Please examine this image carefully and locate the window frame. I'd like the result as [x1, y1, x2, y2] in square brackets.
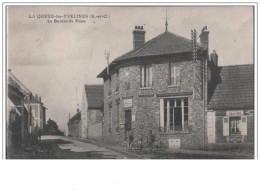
[169, 63, 180, 86]
[163, 98, 188, 132]
[140, 64, 152, 88]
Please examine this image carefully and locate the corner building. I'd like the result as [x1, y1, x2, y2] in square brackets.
[98, 26, 215, 149]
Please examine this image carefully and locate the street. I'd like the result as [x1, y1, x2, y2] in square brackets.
[8, 135, 253, 159]
[9, 135, 129, 159]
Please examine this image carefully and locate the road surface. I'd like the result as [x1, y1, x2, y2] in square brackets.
[10, 135, 128, 159]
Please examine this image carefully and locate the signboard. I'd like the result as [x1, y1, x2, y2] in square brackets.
[123, 99, 132, 108]
[226, 111, 243, 117]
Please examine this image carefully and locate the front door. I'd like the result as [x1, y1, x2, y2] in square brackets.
[125, 110, 132, 132]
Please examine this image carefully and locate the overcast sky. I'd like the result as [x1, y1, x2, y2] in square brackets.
[7, 6, 253, 131]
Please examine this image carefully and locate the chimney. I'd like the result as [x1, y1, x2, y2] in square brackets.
[77, 108, 79, 113]
[199, 26, 209, 52]
[39, 96, 41, 102]
[35, 94, 38, 101]
[132, 25, 146, 50]
[210, 50, 218, 66]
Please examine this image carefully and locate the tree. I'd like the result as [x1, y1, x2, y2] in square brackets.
[44, 118, 64, 136]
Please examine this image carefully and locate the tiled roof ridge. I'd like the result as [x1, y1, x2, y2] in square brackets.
[130, 32, 167, 57]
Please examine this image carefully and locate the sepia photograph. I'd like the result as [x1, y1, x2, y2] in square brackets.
[4, 5, 255, 159]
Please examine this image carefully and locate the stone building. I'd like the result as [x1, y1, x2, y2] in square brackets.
[81, 85, 103, 140]
[67, 110, 81, 138]
[97, 24, 254, 150]
[206, 64, 254, 144]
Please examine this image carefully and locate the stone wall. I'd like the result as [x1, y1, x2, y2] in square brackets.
[102, 58, 205, 149]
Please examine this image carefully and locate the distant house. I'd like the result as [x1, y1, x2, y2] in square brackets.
[67, 110, 81, 138]
[30, 94, 47, 132]
[7, 69, 47, 149]
[81, 85, 104, 140]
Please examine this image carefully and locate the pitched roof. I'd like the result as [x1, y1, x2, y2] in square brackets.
[85, 85, 104, 109]
[115, 31, 197, 61]
[208, 64, 254, 110]
[69, 111, 81, 122]
[98, 31, 202, 78]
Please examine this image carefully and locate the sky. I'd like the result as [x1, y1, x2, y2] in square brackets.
[7, 6, 254, 131]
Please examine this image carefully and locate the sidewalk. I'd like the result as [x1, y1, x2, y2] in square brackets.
[67, 136, 254, 159]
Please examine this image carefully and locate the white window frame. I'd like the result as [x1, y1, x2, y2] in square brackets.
[169, 63, 180, 86]
[162, 98, 188, 131]
[140, 64, 152, 88]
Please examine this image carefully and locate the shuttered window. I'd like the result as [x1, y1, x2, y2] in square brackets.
[169, 63, 180, 85]
[140, 64, 152, 87]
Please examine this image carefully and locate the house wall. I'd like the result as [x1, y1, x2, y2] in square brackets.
[81, 90, 88, 138]
[208, 109, 254, 144]
[102, 59, 205, 149]
[87, 109, 103, 140]
[68, 120, 81, 138]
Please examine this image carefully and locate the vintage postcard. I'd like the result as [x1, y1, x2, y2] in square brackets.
[4, 5, 255, 159]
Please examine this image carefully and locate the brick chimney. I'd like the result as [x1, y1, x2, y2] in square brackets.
[199, 26, 209, 52]
[39, 96, 41, 102]
[210, 50, 218, 66]
[132, 25, 146, 50]
[35, 94, 38, 101]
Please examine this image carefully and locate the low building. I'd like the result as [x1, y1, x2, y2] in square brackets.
[81, 85, 104, 140]
[207, 64, 254, 144]
[67, 110, 81, 138]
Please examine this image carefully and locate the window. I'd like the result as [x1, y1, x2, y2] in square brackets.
[162, 98, 188, 131]
[169, 63, 180, 85]
[108, 104, 112, 133]
[140, 64, 152, 88]
[229, 117, 241, 133]
[115, 102, 120, 133]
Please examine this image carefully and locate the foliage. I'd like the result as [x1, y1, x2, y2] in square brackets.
[43, 118, 64, 136]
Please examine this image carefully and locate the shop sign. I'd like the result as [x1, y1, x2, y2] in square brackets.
[123, 99, 132, 108]
[226, 111, 243, 117]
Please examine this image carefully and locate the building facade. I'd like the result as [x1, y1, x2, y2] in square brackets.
[97, 25, 254, 150]
[67, 110, 81, 138]
[206, 64, 254, 145]
[7, 69, 47, 150]
[98, 26, 210, 149]
[81, 85, 103, 140]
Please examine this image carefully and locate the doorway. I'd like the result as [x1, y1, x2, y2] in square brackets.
[124, 109, 132, 132]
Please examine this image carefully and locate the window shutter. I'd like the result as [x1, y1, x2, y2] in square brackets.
[149, 65, 153, 86]
[160, 99, 164, 127]
[176, 66, 180, 85]
[223, 117, 229, 136]
[240, 116, 247, 136]
[168, 63, 171, 85]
